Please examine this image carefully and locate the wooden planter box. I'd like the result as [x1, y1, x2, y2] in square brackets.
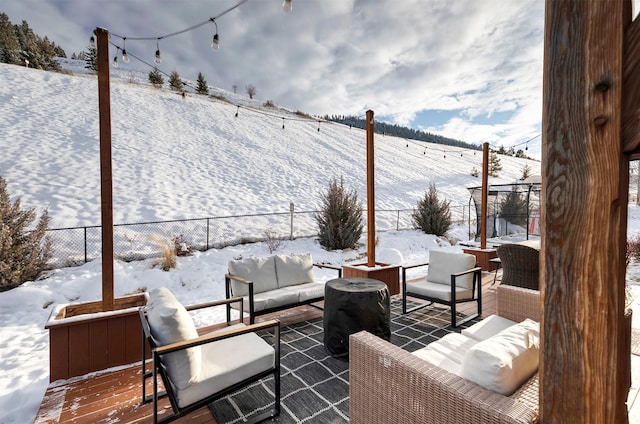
[343, 262, 401, 295]
[463, 247, 499, 272]
[45, 293, 148, 382]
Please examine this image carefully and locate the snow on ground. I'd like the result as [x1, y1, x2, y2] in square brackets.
[0, 60, 633, 423]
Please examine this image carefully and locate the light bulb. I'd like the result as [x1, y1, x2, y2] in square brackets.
[122, 49, 129, 63]
[211, 33, 220, 50]
[89, 35, 96, 48]
[282, 0, 292, 13]
[154, 49, 161, 64]
[112, 55, 118, 68]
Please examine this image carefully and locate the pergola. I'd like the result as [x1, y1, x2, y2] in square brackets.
[89, 0, 637, 421]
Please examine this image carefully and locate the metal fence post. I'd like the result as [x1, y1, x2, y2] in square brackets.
[84, 226, 88, 263]
[206, 218, 210, 250]
[290, 202, 294, 240]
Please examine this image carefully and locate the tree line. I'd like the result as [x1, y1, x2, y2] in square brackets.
[0, 13, 65, 71]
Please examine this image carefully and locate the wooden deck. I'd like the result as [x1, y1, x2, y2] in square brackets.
[41, 272, 640, 423]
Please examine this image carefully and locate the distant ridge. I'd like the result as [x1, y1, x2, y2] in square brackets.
[324, 115, 480, 151]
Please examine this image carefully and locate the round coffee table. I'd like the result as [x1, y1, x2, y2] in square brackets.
[323, 277, 391, 357]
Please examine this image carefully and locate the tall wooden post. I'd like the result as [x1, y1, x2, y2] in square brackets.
[481, 142, 489, 249]
[95, 28, 115, 311]
[366, 110, 375, 267]
[542, 1, 626, 422]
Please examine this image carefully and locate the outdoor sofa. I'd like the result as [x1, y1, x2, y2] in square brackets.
[225, 252, 341, 323]
[350, 284, 541, 424]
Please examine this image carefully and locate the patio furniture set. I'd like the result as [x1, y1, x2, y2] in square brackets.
[139, 248, 541, 423]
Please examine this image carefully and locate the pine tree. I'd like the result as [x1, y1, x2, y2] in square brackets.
[489, 150, 502, 177]
[520, 164, 533, 180]
[169, 70, 184, 92]
[84, 46, 97, 71]
[499, 187, 528, 227]
[148, 68, 164, 88]
[0, 176, 52, 291]
[411, 183, 451, 236]
[196, 72, 208, 95]
[0, 13, 20, 65]
[315, 176, 363, 250]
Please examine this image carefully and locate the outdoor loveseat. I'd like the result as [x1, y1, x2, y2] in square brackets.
[225, 253, 341, 323]
[350, 284, 541, 424]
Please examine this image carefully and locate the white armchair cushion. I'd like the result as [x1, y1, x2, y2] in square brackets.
[146, 287, 201, 390]
[176, 331, 275, 408]
[427, 250, 476, 290]
[228, 256, 279, 296]
[461, 318, 540, 395]
[275, 253, 315, 288]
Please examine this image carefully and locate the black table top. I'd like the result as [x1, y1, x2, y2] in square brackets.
[326, 277, 386, 293]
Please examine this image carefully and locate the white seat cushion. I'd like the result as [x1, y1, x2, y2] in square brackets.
[462, 314, 517, 341]
[275, 253, 316, 288]
[228, 256, 279, 296]
[281, 282, 325, 302]
[145, 287, 200, 390]
[406, 280, 472, 302]
[427, 250, 476, 290]
[175, 331, 275, 408]
[412, 333, 478, 376]
[461, 318, 540, 395]
[230, 288, 299, 313]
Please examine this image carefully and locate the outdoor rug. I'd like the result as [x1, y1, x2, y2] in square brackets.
[209, 297, 479, 423]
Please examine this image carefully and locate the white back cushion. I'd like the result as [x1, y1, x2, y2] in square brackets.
[275, 253, 315, 288]
[228, 256, 278, 296]
[146, 287, 200, 390]
[427, 250, 476, 289]
[461, 318, 540, 395]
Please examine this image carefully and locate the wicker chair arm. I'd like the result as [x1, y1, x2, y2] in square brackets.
[496, 285, 541, 322]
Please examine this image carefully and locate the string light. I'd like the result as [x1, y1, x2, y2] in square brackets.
[154, 39, 162, 64]
[235, 106, 240, 118]
[89, 35, 95, 48]
[282, 117, 285, 129]
[211, 19, 220, 50]
[121, 38, 129, 63]
[112, 53, 118, 68]
[282, 0, 293, 13]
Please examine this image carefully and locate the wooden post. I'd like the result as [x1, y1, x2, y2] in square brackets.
[95, 28, 115, 311]
[542, 1, 626, 422]
[481, 142, 489, 249]
[366, 110, 375, 267]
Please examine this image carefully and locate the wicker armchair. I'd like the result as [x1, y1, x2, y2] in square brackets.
[349, 285, 541, 424]
[496, 241, 540, 290]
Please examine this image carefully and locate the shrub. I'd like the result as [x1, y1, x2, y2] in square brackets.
[0, 176, 52, 291]
[263, 229, 284, 253]
[148, 68, 164, 88]
[172, 234, 194, 257]
[150, 235, 176, 271]
[627, 234, 640, 267]
[412, 183, 451, 236]
[315, 176, 363, 250]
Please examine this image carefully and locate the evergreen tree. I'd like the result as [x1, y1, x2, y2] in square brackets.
[411, 183, 451, 236]
[196, 72, 208, 95]
[489, 150, 502, 177]
[499, 187, 528, 227]
[0, 13, 20, 65]
[148, 68, 164, 88]
[315, 176, 363, 250]
[84, 46, 97, 71]
[0, 176, 52, 291]
[520, 164, 533, 181]
[169, 70, 184, 92]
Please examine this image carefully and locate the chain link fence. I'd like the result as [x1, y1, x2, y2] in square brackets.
[45, 205, 473, 269]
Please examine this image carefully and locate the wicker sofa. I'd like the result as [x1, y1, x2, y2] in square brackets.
[349, 284, 541, 424]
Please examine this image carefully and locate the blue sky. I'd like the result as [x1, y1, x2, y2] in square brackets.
[3, 0, 548, 157]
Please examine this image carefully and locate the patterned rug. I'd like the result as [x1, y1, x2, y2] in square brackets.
[209, 298, 478, 423]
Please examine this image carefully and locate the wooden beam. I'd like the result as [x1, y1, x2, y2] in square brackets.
[481, 142, 489, 249]
[95, 28, 115, 311]
[366, 110, 375, 267]
[542, 1, 626, 422]
[622, 1, 640, 153]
